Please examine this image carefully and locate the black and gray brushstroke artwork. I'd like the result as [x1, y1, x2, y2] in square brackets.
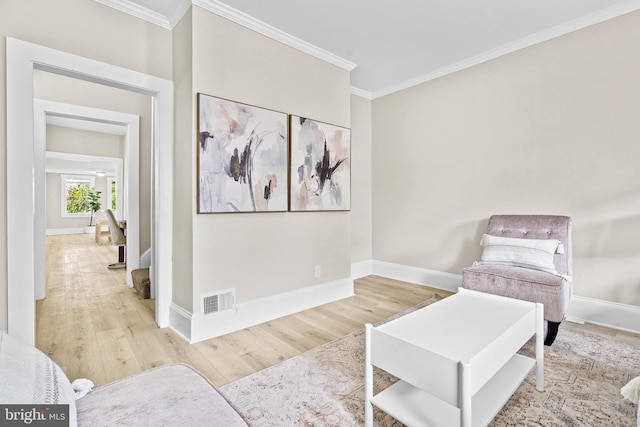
[291, 116, 351, 211]
[197, 94, 288, 213]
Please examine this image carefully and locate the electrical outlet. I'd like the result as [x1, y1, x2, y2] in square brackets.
[314, 264, 321, 278]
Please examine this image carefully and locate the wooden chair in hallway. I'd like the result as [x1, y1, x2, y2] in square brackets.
[94, 218, 110, 245]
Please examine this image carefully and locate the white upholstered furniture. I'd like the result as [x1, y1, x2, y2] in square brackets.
[76, 364, 249, 426]
[463, 215, 572, 346]
[0, 332, 249, 427]
[0, 332, 78, 426]
[365, 288, 544, 427]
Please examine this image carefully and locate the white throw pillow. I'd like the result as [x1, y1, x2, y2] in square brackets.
[478, 234, 561, 275]
[0, 332, 77, 427]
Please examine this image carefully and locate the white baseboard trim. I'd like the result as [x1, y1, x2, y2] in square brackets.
[351, 259, 373, 279]
[169, 303, 193, 342]
[140, 248, 151, 268]
[46, 227, 91, 235]
[566, 295, 640, 334]
[170, 278, 355, 344]
[361, 259, 640, 334]
[168, 260, 640, 342]
[371, 260, 462, 293]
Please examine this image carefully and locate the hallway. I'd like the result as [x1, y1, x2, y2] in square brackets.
[36, 233, 154, 385]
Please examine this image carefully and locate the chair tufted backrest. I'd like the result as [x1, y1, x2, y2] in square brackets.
[487, 215, 572, 277]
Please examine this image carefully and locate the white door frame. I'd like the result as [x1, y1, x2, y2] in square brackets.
[34, 99, 139, 296]
[7, 38, 174, 345]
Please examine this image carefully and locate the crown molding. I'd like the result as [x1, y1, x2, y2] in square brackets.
[192, 0, 357, 72]
[167, 0, 193, 28]
[373, 0, 640, 99]
[94, 0, 172, 29]
[350, 86, 373, 100]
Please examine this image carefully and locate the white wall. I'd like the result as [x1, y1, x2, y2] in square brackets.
[372, 10, 640, 305]
[1, 0, 354, 338]
[45, 126, 123, 231]
[350, 95, 373, 264]
[7, 0, 637, 338]
[46, 125, 123, 158]
[35, 72, 153, 253]
[171, 8, 195, 311]
[187, 6, 352, 311]
[0, 0, 172, 330]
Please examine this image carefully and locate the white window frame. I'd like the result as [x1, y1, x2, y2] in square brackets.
[60, 174, 95, 218]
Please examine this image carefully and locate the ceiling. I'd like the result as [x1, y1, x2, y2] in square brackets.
[46, 151, 119, 177]
[105, 0, 640, 97]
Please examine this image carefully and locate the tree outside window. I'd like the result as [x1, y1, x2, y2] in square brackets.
[65, 179, 91, 214]
[111, 180, 117, 210]
[107, 177, 117, 212]
[61, 175, 96, 218]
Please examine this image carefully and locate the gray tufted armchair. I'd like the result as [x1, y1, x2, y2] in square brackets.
[463, 215, 572, 346]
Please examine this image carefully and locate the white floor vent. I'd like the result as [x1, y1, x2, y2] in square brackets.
[201, 289, 236, 317]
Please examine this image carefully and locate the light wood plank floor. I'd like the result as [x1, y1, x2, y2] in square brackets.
[38, 234, 640, 389]
[37, 233, 451, 387]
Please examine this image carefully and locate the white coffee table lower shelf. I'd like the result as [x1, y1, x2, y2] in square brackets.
[365, 288, 544, 427]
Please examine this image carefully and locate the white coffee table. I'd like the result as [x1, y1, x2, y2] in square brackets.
[365, 288, 544, 427]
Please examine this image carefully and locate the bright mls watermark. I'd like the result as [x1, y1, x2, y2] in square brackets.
[0, 405, 69, 426]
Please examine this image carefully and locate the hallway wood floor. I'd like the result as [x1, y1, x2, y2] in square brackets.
[38, 234, 640, 389]
[37, 233, 450, 387]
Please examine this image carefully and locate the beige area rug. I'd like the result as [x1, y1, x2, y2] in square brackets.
[221, 296, 639, 426]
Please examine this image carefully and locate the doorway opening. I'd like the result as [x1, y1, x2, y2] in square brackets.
[35, 98, 138, 296]
[7, 38, 174, 345]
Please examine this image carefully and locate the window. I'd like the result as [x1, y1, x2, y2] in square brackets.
[107, 177, 117, 211]
[61, 175, 95, 217]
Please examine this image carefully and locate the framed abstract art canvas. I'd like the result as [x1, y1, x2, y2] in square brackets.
[197, 93, 288, 213]
[289, 116, 351, 211]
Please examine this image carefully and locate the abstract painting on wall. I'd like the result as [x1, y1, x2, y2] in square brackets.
[197, 93, 288, 213]
[290, 116, 351, 211]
